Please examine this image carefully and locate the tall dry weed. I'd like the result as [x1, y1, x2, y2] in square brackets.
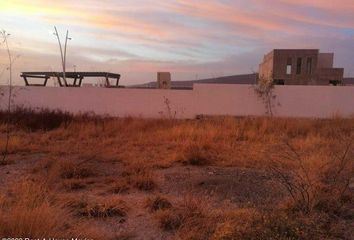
[268, 132, 353, 215]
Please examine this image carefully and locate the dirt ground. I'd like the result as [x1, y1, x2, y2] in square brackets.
[0, 152, 287, 240]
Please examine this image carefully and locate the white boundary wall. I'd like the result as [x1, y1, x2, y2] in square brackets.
[0, 84, 353, 118]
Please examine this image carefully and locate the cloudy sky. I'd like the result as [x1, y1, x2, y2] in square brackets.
[0, 0, 354, 85]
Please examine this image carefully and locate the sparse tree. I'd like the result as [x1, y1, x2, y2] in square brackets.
[253, 76, 277, 116]
[1, 29, 13, 164]
[269, 134, 353, 214]
[163, 96, 176, 119]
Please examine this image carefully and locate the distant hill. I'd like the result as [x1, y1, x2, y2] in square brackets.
[130, 73, 257, 89]
[130, 74, 354, 89]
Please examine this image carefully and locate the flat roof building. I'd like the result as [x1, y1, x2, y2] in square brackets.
[259, 49, 344, 85]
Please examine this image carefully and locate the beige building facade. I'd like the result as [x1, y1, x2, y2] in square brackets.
[259, 49, 344, 85]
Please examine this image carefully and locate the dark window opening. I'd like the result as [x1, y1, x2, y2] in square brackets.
[306, 58, 312, 74]
[296, 58, 302, 74]
[273, 79, 285, 85]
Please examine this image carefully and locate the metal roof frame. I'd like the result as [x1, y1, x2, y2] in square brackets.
[20, 72, 121, 88]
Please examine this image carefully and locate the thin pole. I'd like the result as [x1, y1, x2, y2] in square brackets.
[54, 26, 67, 86]
[63, 30, 69, 84]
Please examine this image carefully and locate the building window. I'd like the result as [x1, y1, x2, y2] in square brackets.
[296, 58, 302, 75]
[306, 58, 312, 74]
[286, 65, 292, 75]
[286, 58, 292, 75]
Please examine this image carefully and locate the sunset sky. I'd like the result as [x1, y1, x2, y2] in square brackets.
[1, 0, 354, 85]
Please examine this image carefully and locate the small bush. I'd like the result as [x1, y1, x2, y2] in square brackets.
[86, 203, 127, 218]
[108, 178, 130, 194]
[132, 172, 157, 191]
[58, 160, 96, 179]
[107, 171, 156, 193]
[145, 196, 172, 212]
[69, 196, 128, 219]
[212, 209, 302, 240]
[155, 197, 215, 239]
[65, 195, 88, 212]
[0, 107, 74, 131]
[181, 144, 212, 166]
[156, 209, 183, 231]
[63, 179, 86, 191]
[269, 136, 353, 215]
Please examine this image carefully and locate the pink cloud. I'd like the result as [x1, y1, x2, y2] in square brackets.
[278, 0, 354, 12]
[1, 0, 354, 86]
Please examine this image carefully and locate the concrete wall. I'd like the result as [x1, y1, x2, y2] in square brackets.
[0, 84, 353, 118]
[0, 86, 196, 118]
[318, 53, 334, 68]
[317, 68, 344, 84]
[259, 51, 274, 80]
[272, 49, 319, 85]
[258, 49, 344, 86]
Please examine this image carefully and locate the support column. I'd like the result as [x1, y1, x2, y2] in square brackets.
[23, 76, 29, 86]
[44, 77, 49, 86]
[57, 75, 63, 87]
[105, 76, 110, 87]
[78, 76, 83, 87]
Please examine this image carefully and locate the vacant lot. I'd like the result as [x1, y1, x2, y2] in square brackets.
[0, 109, 353, 239]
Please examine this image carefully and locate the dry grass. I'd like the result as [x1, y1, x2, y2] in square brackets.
[0, 109, 353, 239]
[107, 169, 157, 193]
[1, 110, 352, 170]
[63, 179, 87, 191]
[0, 178, 72, 238]
[132, 171, 157, 191]
[179, 144, 214, 166]
[57, 160, 96, 179]
[211, 208, 303, 240]
[32, 158, 97, 184]
[145, 195, 172, 212]
[155, 196, 216, 239]
[64, 195, 128, 220]
[108, 178, 131, 194]
[0, 106, 74, 131]
[80, 197, 128, 219]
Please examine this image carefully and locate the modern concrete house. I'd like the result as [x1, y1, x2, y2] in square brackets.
[259, 49, 344, 85]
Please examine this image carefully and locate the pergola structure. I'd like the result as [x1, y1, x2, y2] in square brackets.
[20, 72, 121, 88]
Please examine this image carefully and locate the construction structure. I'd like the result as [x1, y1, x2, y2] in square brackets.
[20, 72, 121, 88]
[259, 49, 344, 85]
[157, 72, 172, 89]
